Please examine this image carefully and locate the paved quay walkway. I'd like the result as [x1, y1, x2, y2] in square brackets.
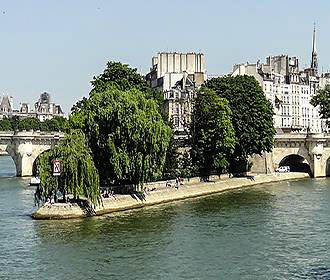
[32, 172, 310, 220]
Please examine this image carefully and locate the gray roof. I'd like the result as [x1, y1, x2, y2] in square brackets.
[0, 96, 12, 112]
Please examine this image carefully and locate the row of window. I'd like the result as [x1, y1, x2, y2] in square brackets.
[280, 117, 320, 129]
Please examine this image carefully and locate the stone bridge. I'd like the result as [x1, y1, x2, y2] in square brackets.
[251, 133, 330, 177]
[0, 131, 65, 176]
[1, 131, 329, 178]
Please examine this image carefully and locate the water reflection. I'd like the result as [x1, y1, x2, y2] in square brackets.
[190, 187, 275, 215]
[34, 204, 178, 244]
[0, 155, 16, 177]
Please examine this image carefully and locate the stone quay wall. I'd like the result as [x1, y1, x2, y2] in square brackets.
[32, 172, 309, 220]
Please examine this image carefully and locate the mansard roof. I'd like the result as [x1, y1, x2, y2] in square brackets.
[0, 96, 12, 111]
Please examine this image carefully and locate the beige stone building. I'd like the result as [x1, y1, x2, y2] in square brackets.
[0, 92, 64, 121]
[146, 52, 207, 142]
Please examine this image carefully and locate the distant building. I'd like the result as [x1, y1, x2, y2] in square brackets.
[33, 92, 64, 121]
[146, 52, 207, 142]
[232, 25, 329, 133]
[0, 92, 64, 121]
[0, 96, 13, 114]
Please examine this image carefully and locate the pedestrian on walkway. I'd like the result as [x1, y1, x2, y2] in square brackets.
[175, 177, 179, 189]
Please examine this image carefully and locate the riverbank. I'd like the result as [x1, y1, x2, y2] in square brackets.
[32, 172, 309, 220]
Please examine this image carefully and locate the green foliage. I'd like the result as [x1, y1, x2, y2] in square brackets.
[0, 118, 12, 130]
[41, 117, 67, 132]
[91, 61, 149, 93]
[311, 85, 330, 127]
[190, 88, 236, 181]
[205, 75, 275, 173]
[70, 86, 172, 187]
[0, 116, 67, 132]
[87, 61, 165, 118]
[18, 117, 41, 131]
[177, 151, 197, 180]
[162, 127, 180, 180]
[35, 130, 100, 207]
[9, 116, 19, 130]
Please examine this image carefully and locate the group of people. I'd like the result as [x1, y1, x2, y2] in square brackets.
[165, 177, 184, 189]
[101, 189, 116, 199]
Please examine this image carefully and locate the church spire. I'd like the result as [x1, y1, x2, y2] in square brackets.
[311, 23, 318, 76]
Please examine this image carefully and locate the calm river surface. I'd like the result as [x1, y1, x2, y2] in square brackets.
[1, 156, 330, 279]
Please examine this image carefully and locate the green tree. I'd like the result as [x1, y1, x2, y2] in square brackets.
[88, 61, 165, 117]
[162, 125, 180, 180]
[35, 130, 100, 207]
[69, 86, 172, 188]
[41, 117, 67, 132]
[91, 61, 150, 93]
[311, 85, 330, 128]
[18, 117, 41, 131]
[9, 116, 20, 130]
[205, 75, 275, 174]
[0, 118, 12, 131]
[190, 88, 236, 181]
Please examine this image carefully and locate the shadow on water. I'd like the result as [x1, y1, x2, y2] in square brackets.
[0, 155, 16, 177]
[301, 266, 330, 279]
[33, 185, 276, 246]
[189, 187, 275, 216]
[33, 203, 178, 244]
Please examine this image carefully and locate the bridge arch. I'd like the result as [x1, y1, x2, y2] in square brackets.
[5, 141, 52, 177]
[279, 154, 312, 176]
[0, 131, 64, 177]
[272, 142, 314, 176]
[32, 150, 51, 176]
[326, 158, 330, 177]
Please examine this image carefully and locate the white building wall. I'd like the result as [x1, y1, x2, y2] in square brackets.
[232, 62, 324, 133]
[156, 52, 205, 78]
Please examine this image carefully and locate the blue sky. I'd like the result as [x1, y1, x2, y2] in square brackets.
[0, 0, 329, 113]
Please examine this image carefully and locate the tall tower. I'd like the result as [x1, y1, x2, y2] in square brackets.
[311, 23, 318, 76]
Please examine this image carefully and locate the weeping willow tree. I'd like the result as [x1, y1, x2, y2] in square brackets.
[69, 86, 172, 188]
[35, 130, 101, 207]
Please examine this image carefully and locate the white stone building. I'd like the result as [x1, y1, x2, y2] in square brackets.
[232, 27, 329, 133]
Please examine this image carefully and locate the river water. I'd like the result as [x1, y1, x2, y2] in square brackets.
[1, 156, 330, 279]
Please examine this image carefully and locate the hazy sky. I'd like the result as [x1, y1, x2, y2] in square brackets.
[0, 0, 329, 113]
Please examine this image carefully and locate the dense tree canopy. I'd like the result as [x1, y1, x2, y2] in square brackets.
[0, 119, 11, 130]
[161, 121, 180, 180]
[18, 117, 42, 131]
[36, 130, 101, 207]
[190, 88, 236, 180]
[69, 86, 172, 187]
[87, 61, 164, 115]
[0, 116, 67, 132]
[205, 75, 275, 173]
[311, 85, 330, 128]
[91, 61, 150, 93]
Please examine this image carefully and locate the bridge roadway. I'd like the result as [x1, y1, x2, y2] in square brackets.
[0, 131, 64, 176]
[0, 131, 330, 178]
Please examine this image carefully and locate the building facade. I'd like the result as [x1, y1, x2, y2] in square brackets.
[232, 26, 329, 133]
[0, 96, 13, 114]
[0, 92, 64, 121]
[146, 52, 207, 141]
